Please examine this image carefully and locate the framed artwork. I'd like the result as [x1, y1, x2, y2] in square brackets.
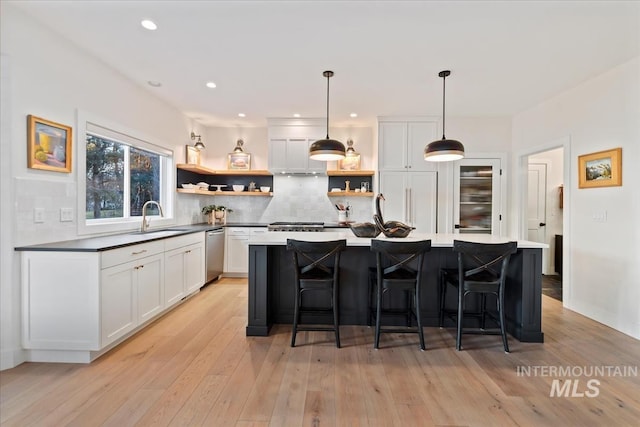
[227, 152, 251, 170]
[27, 115, 72, 173]
[578, 148, 622, 189]
[186, 145, 201, 165]
[339, 154, 361, 171]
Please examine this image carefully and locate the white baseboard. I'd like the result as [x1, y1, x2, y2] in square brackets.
[0, 347, 26, 371]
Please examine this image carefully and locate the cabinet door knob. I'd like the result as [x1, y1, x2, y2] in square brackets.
[539, 222, 546, 227]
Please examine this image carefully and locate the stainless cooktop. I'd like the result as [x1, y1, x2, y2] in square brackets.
[267, 222, 324, 232]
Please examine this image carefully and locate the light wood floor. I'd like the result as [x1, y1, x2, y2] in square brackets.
[1, 278, 639, 426]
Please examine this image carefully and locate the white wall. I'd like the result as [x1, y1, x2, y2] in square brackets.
[512, 57, 640, 340]
[0, 4, 197, 369]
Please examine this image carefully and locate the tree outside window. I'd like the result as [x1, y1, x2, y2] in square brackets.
[86, 134, 163, 221]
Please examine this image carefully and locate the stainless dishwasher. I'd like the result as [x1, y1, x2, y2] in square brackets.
[205, 227, 225, 283]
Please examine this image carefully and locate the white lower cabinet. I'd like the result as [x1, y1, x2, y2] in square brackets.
[100, 252, 164, 347]
[224, 227, 267, 275]
[165, 236, 205, 307]
[21, 231, 205, 363]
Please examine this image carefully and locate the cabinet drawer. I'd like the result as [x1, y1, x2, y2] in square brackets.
[227, 228, 250, 237]
[164, 232, 204, 251]
[101, 240, 165, 269]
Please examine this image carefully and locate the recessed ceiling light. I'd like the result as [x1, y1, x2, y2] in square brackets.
[350, 113, 358, 118]
[206, 82, 217, 89]
[293, 113, 301, 118]
[141, 20, 157, 31]
[238, 113, 246, 117]
[147, 81, 162, 87]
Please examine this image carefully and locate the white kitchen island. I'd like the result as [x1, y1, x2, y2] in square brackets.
[247, 232, 547, 343]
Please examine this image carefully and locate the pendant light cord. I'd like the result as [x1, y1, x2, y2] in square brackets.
[325, 73, 330, 139]
[441, 73, 446, 139]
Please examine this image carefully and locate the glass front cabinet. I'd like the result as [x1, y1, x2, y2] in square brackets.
[453, 158, 502, 235]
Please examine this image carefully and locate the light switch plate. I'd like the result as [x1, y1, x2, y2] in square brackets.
[60, 208, 74, 222]
[592, 211, 607, 222]
[34, 208, 45, 223]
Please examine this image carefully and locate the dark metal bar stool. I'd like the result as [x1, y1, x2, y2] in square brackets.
[370, 239, 432, 350]
[439, 240, 517, 352]
[286, 239, 346, 348]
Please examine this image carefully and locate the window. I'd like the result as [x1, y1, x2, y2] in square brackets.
[85, 135, 164, 220]
[78, 112, 174, 235]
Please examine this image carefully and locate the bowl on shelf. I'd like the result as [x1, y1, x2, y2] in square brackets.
[181, 183, 195, 189]
[196, 182, 209, 190]
[232, 185, 245, 192]
[260, 186, 270, 192]
[348, 222, 382, 238]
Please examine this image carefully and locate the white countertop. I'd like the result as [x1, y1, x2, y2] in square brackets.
[248, 231, 548, 249]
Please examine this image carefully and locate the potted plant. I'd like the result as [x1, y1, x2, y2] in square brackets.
[202, 205, 233, 224]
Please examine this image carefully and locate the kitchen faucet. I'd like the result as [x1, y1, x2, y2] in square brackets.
[141, 200, 164, 232]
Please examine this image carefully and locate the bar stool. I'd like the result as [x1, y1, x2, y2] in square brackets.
[286, 239, 346, 348]
[439, 240, 517, 352]
[370, 239, 432, 350]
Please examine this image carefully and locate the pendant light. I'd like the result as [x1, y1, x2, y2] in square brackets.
[424, 70, 464, 162]
[309, 70, 346, 161]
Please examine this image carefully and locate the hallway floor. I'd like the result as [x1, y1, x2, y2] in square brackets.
[542, 274, 562, 301]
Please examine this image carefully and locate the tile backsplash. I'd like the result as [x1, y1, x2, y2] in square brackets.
[208, 175, 375, 224]
[14, 175, 377, 246]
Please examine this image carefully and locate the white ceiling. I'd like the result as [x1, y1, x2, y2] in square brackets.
[10, 0, 640, 128]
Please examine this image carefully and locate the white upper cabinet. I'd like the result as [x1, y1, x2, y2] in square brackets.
[378, 120, 438, 172]
[269, 138, 325, 174]
[267, 118, 326, 174]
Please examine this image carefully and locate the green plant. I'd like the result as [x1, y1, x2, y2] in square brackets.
[201, 205, 233, 215]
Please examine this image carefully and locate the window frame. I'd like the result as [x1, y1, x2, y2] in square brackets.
[77, 110, 175, 236]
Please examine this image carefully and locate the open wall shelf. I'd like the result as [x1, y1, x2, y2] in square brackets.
[177, 164, 274, 195]
[176, 164, 272, 176]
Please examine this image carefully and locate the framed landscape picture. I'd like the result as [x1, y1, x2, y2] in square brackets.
[227, 152, 251, 170]
[27, 115, 72, 173]
[186, 145, 201, 165]
[578, 148, 622, 189]
[339, 154, 361, 171]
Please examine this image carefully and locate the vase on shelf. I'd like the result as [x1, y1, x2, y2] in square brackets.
[214, 211, 226, 225]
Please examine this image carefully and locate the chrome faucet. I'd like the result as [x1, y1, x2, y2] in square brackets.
[141, 200, 164, 232]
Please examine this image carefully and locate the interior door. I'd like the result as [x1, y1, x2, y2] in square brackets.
[527, 163, 547, 243]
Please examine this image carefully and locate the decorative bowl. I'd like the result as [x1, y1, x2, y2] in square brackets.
[260, 186, 270, 192]
[196, 182, 209, 189]
[232, 185, 245, 192]
[181, 183, 195, 189]
[380, 226, 414, 238]
[348, 222, 382, 238]
[374, 214, 415, 238]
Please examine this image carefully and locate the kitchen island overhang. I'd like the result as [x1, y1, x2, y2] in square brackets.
[247, 232, 547, 343]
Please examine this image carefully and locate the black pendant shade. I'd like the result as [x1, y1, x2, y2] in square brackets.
[424, 70, 464, 162]
[310, 71, 346, 161]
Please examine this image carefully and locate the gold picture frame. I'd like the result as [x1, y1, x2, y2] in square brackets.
[227, 152, 251, 170]
[338, 154, 361, 171]
[186, 145, 201, 165]
[578, 148, 622, 189]
[27, 115, 72, 173]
